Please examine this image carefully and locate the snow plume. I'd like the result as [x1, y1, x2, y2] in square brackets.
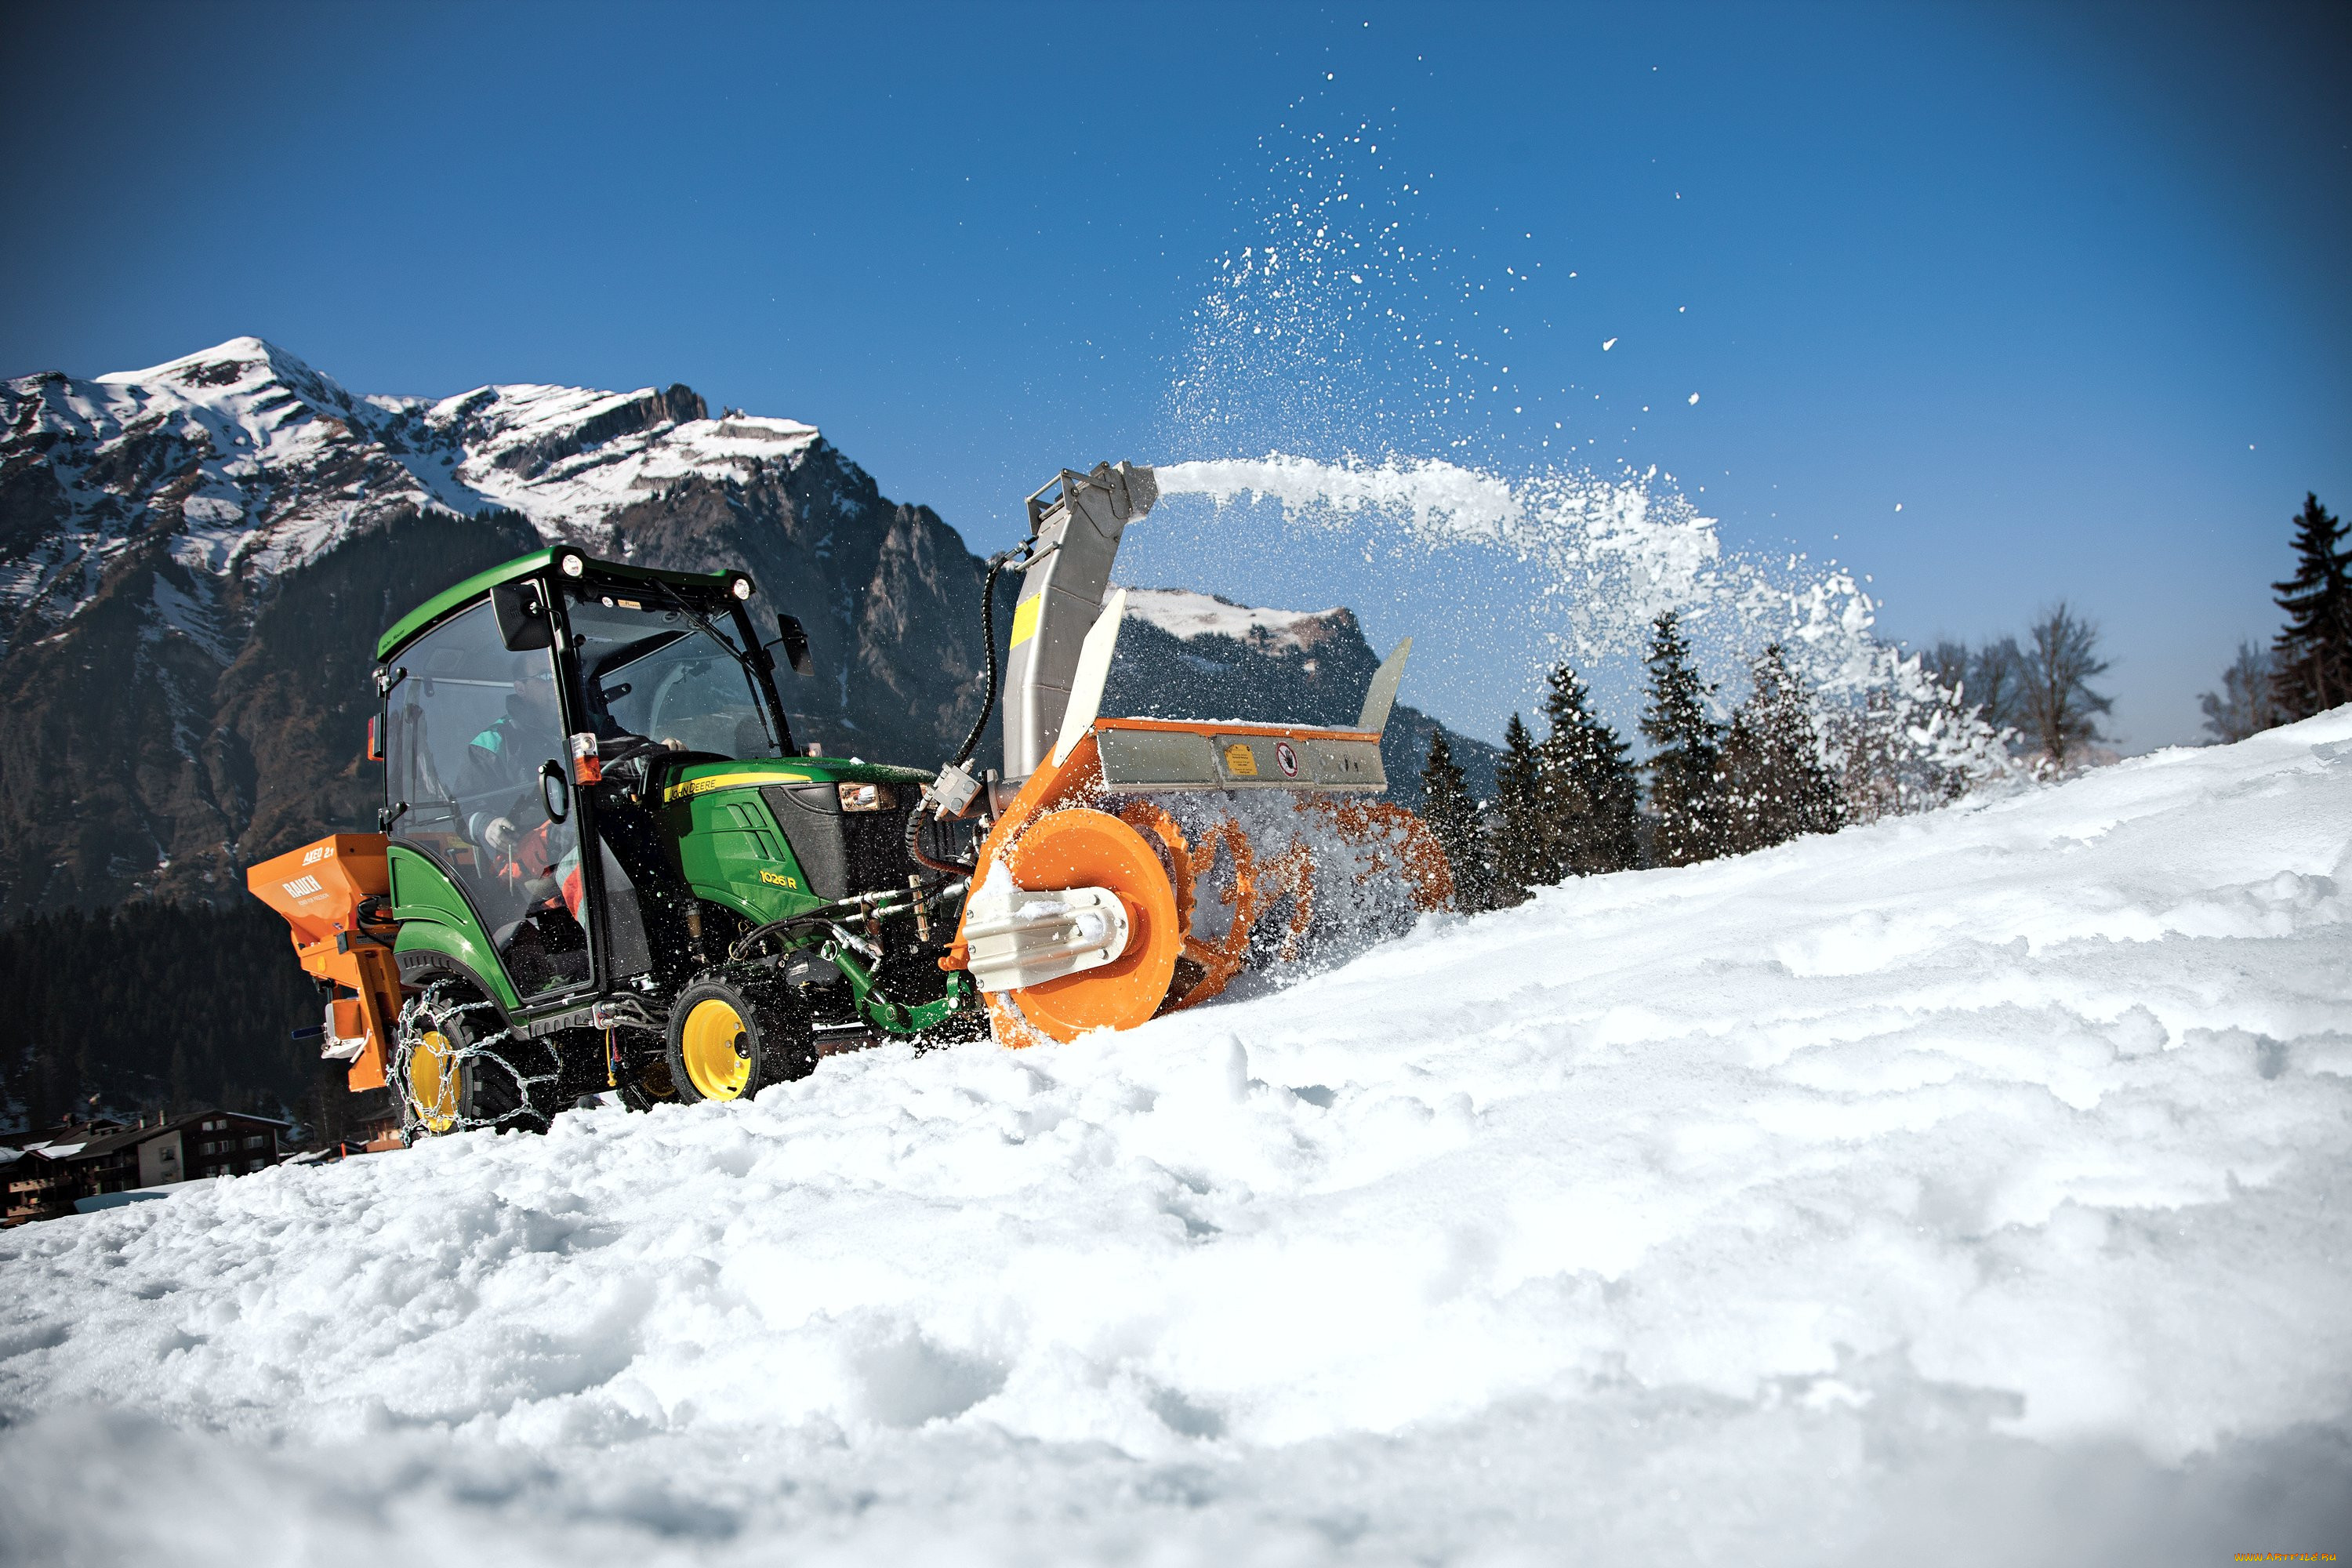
[1154, 453, 2019, 807]
[1163, 115, 1538, 459]
[1152, 121, 2010, 807]
[2, 713, 2348, 1562]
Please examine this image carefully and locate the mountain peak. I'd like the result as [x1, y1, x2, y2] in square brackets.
[94, 336, 356, 417]
[100, 335, 310, 383]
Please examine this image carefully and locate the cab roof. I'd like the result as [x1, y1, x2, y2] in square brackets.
[376, 550, 744, 662]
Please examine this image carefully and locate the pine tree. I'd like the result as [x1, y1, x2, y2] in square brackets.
[1534, 662, 1642, 875]
[1417, 728, 1494, 910]
[1722, 644, 1841, 855]
[1490, 712, 1545, 902]
[1640, 612, 1727, 866]
[2270, 492, 2352, 720]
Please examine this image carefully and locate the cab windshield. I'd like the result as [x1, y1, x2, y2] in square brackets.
[567, 590, 784, 759]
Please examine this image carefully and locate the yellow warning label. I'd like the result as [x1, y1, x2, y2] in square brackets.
[1223, 742, 1258, 778]
[659, 771, 810, 804]
[1009, 594, 1042, 648]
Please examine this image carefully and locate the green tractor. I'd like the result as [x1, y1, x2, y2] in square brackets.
[252, 539, 985, 1139]
[249, 462, 1446, 1142]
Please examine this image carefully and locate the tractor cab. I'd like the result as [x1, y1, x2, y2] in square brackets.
[375, 547, 797, 1009]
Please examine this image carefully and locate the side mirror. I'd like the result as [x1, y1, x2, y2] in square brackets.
[494, 581, 553, 652]
[539, 760, 571, 823]
[775, 613, 813, 676]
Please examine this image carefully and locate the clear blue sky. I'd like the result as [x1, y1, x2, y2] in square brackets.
[5, 2, 2345, 750]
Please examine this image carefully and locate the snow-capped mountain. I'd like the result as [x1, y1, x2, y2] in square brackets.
[0, 339, 1481, 916]
[2, 336, 815, 656]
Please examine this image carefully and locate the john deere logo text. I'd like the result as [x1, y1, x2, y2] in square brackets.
[760, 869, 800, 890]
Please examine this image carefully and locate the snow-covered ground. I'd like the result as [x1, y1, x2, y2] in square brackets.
[5, 715, 2350, 1566]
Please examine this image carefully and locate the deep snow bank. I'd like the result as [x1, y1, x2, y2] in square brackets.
[4, 714, 2350, 1566]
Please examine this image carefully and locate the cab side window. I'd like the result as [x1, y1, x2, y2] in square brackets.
[383, 600, 588, 996]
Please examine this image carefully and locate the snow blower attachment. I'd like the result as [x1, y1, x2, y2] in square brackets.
[922, 462, 1453, 1047]
[248, 463, 1449, 1142]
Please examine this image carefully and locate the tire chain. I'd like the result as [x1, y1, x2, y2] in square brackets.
[390, 978, 558, 1142]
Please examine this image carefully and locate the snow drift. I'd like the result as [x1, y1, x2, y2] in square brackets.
[3, 713, 2350, 1565]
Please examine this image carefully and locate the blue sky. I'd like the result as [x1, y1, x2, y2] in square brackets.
[5, 2, 2346, 749]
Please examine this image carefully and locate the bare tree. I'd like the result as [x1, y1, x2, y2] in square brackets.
[2199, 641, 2283, 743]
[1918, 639, 1970, 692]
[1969, 635, 2027, 735]
[1918, 635, 2025, 738]
[2021, 602, 2114, 768]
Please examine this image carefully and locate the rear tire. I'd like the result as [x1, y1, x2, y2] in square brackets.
[617, 1051, 681, 1112]
[664, 968, 815, 1105]
[393, 975, 563, 1138]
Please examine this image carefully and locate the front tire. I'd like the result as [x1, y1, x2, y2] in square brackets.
[665, 968, 814, 1105]
[393, 975, 562, 1138]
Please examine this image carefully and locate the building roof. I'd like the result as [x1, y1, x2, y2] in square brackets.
[3, 1111, 286, 1165]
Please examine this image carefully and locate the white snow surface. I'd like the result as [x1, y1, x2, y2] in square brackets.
[4, 714, 2350, 1564]
[1120, 586, 1341, 649]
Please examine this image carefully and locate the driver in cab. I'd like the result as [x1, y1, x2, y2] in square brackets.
[459, 655, 566, 913]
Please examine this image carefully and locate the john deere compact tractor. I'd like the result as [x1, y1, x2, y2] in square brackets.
[252, 463, 1450, 1140]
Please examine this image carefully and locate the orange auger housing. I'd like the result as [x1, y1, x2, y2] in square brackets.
[245, 833, 403, 1091]
[942, 717, 1452, 1047]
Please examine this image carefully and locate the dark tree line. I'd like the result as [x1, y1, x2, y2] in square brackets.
[2203, 492, 2352, 739]
[0, 902, 328, 1135]
[1422, 611, 1841, 908]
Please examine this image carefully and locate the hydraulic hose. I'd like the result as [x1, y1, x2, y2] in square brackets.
[953, 546, 1021, 770]
[908, 546, 1023, 876]
[905, 811, 963, 877]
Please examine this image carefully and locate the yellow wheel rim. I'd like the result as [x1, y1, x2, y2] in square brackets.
[409, 1028, 457, 1133]
[680, 998, 753, 1100]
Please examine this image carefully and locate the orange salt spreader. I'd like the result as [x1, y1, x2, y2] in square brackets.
[245, 833, 404, 1092]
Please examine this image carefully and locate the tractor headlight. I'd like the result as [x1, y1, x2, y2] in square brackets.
[557, 550, 586, 579]
[730, 575, 754, 601]
[837, 782, 895, 813]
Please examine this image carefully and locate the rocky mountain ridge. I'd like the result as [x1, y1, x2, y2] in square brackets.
[0, 339, 1490, 916]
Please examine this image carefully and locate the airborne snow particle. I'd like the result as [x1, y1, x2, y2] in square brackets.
[1894, 503, 1904, 512]
[1687, 394, 1700, 405]
[1602, 337, 1617, 350]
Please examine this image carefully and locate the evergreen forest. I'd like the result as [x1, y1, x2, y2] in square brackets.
[1, 902, 327, 1137]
